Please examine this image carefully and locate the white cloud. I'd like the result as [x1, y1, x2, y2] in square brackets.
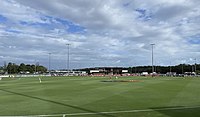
[0, 0, 200, 69]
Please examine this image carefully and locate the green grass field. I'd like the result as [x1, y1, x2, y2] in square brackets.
[1, 76, 200, 117]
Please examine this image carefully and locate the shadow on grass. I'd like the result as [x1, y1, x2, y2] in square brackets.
[151, 106, 200, 117]
[0, 89, 115, 117]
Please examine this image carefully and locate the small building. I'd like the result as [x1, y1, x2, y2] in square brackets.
[141, 72, 148, 76]
[88, 67, 127, 75]
[184, 72, 196, 76]
[122, 70, 128, 73]
[51, 70, 87, 76]
[166, 72, 176, 76]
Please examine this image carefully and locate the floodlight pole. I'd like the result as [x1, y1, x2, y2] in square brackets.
[150, 44, 155, 76]
[48, 53, 51, 75]
[194, 58, 197, 73]
[66, 44, 70, 75]
[35, 60, 37, 73]
[4, 61, 7, 74]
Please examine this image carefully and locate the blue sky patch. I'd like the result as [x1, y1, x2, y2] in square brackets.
[135, 8, 152, 21]
[19, 15, 86, 34]
[5, 28, 21, 34]
[20, 21, 50, 27]
[187, 35, 200, 44]
[188, 39, 200, 44]
[20, 21, 54, 31]
[0, 14, 7, 23]
[55, 18, 86, 33]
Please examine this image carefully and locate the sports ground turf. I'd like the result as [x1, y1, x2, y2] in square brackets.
[1, 76, 200, 117]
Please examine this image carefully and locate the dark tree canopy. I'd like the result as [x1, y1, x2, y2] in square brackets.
[3, 62, 47, 74]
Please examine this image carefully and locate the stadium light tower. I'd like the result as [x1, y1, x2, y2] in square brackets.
[66, 44, 70, 75]
[35, 60, 37, 73]
[150, 44, 155, 75]
[48, 53, 51, 75]
[195, 58, 197, 73]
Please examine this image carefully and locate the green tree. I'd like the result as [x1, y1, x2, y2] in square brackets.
[196, 70, 200, 74]
[6, 62, 18, 74]
[7, 62, 13, 74]
[37, 65, 47, 73]
[26, 64, 34, 73]
[18, 63, 27, 73]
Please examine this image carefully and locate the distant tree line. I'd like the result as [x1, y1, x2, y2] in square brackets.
[0, 62, 47, 74]
[1, 63, 199, 75]
[76, 64, 200, 74]
[128, 64, 200, 74]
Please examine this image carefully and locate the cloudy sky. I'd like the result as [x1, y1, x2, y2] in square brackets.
[0, 0, 200, 69]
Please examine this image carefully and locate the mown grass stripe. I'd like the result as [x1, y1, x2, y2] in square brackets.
[1, 105, 200, 117]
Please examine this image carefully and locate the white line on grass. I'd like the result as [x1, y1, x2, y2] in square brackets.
[2, 105, 200, 117]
